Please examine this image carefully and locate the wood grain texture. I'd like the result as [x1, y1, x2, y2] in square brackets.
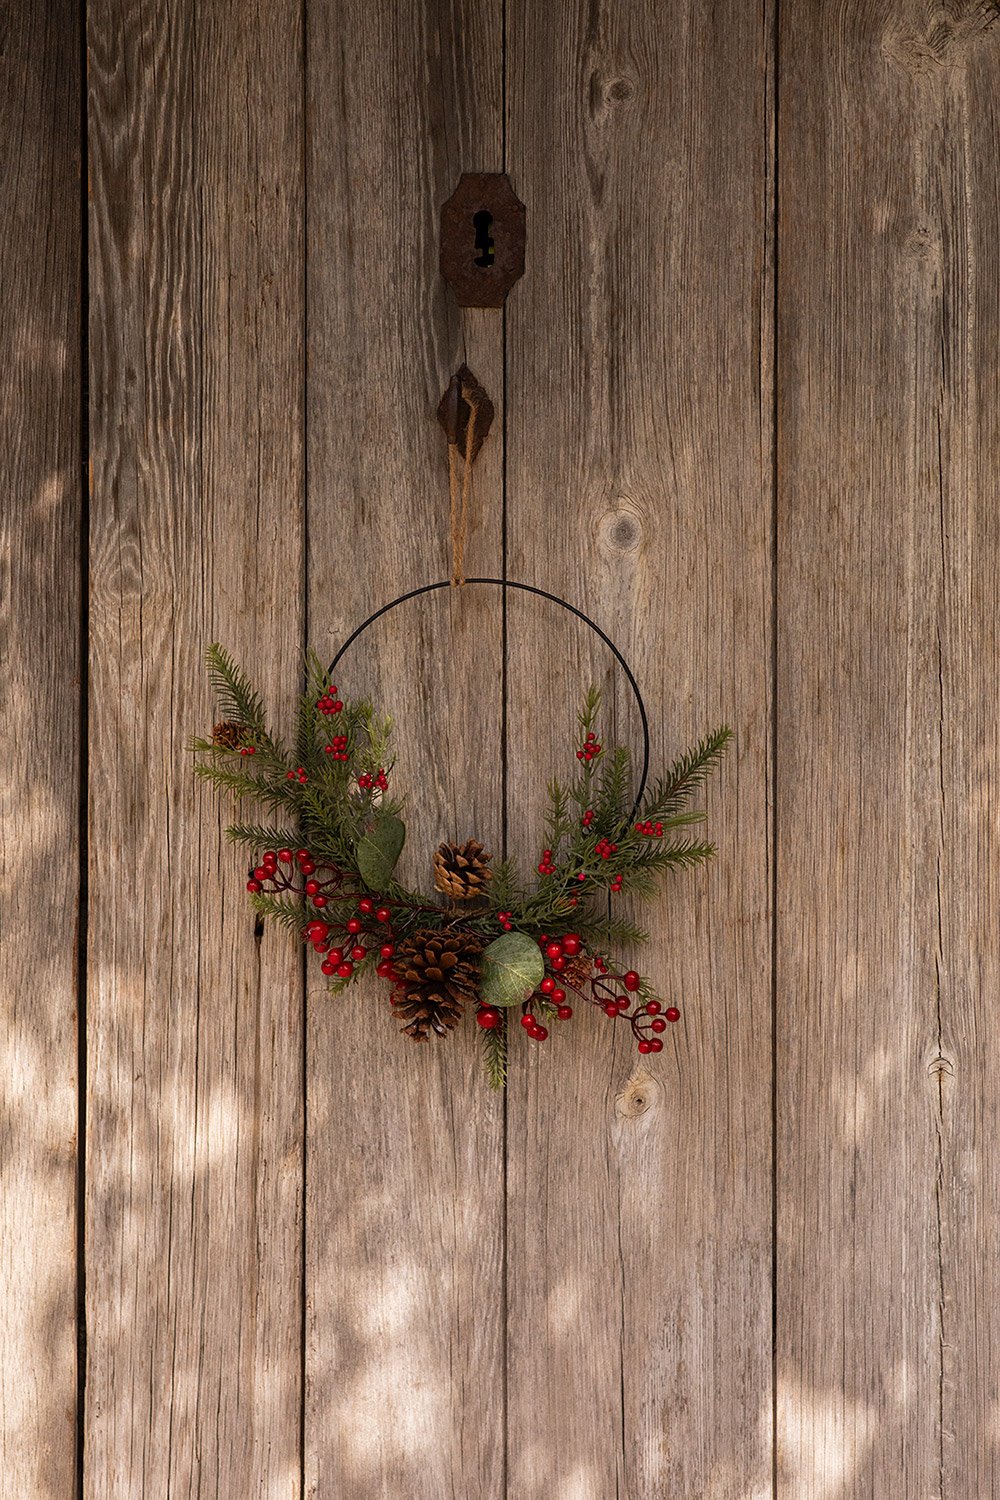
[86, 2, 304, 1493]
[504, 2, 773, 1496]
[0, 3, 81, 1494]
[304, 2, 506, 1495]
[777, 1, 1000, 1494]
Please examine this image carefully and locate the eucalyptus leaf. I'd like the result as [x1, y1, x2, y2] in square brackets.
[356, 812, 406, 889]
[479, 932, 545, 1008]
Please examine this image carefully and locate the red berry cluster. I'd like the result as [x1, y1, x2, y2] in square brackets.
[306, 894, 396, 980]
[247, 844, 316, 895]
[594, 835, 618, 860]
[239, 745, 256, 757]
[576, 731, 602, 762]
[581, 808, 595, 829]
[609, 873, 623, 893]
[496, 909, 514, 931]
[318, 688, 343, 715]
[324, 735, 349, 760]
[635, 819, 664, 837]
[286, 766, 309, 784]
[358, 768, 389, 792]
[537, 848, 556, 876]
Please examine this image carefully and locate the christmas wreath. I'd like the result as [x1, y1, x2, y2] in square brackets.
[192, 644, 730, 1088]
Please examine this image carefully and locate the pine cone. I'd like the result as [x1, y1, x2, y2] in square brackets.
[392, 928, 483, 1041]
[564, 953, 594, 991]
[433, 839, 492, 900]
[212, 719, 249, 750]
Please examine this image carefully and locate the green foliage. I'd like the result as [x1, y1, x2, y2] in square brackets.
[480, 933, 546, 1007]
[639, 727, 733, 821]
[480, 1020, 508, 1091]
[226, 823, 301, 853]
[356, 811, 406, 889]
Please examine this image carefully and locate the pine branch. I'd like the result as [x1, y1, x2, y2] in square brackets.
[635, 838, 717, 870]
[640, 727, 732, 818]
[544, 778, 573, 851]
[488, 857, 522, 911]
[577, 913, 650, 949]
[248, 891, 307, 932]
[595, 745, 632, 827]
[193, 760, 294, 810]
[480, 1019, 508, 1091]
[225, 822, 301, 852]
[206, 643, 270, 736]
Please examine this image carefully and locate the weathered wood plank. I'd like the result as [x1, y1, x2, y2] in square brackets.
[777, 1, 1000, 1493]
[0, 2, 81, 1493]
[304, 3, 506, 1495]
[86, 2, 304, 1493]
[505, 2, 774, 1495]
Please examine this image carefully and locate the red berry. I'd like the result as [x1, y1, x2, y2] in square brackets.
[348, 945, 365, 961]
[376, 960, 395, 978]
[665, 1006, 681, 1023]
[477, 1007, 501, 1030]
[520, 1014, 536, 1030]
[557, 1005, 573, 1020]
[375, 907, 391, 923]
[638, 1040, 652, 1054]
[246, 878, 262, 893]
[305, 920, 327, 939]
[540, 977, 556, 995]
[561, 934, 581, 955]
[645, 1000, 661, 1015]
[321, 959, 337, 976]
[278, 849, 293, 863]
[296, 849, 310, 862]
[253, 866, 267, 881]
[359, 898, 374, 914]
[328, 949, 344, 965]
[531, 1024, 548, 1041]
[552, 988, 566, 1003]
[651, 1018, 666, 1033]
[545, 942, 562, 960]
[623, 971, 641, 992]
[301, 861, 316, 875]
[379, 943, 394, 958]
[551, 955, 566, 971]
[347, 918, 363, 934]
[336, 962, 354, 979]
[604, 1002, 618, 1018]
[649, 1038, 663, 1052]
[305, 880, 320, 895]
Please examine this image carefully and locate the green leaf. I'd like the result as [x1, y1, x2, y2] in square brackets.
[479, 932, 545, 1008]
[356, 811, 406, 889]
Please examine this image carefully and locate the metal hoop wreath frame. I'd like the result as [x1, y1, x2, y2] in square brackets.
[327, 578, 650, 822]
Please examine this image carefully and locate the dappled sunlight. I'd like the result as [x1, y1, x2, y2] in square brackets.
[777, 1381, 876, 1498]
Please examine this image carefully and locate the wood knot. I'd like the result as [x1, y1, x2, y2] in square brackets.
[882, 1, 999, 76]
[928, 1054, 954, 1079]
[598, 498, 644, 555]
[588, 69, 639, 123]
[616, 1067, 661, 1120]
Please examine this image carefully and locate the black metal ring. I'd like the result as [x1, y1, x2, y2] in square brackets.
[328, 578, 650, 821]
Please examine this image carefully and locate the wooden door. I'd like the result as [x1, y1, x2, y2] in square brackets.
[3, 1, 998, 1495]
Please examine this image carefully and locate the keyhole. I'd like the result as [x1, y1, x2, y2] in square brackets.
[473, 209, 495, 267]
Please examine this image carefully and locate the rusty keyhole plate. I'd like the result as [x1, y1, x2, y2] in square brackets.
[440, 173, 526, 308]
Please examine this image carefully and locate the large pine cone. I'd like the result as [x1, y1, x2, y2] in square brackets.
[212, 719, 249, 749]
[392, 928, 483, 1041]
[433, 839, 492, 900]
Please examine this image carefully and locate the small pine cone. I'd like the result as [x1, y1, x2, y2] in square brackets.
[212, 719, 249, 750]
[391, 928, 483, 1041]
[564, 953, 595, 991]
[433, 839, 493, 900]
